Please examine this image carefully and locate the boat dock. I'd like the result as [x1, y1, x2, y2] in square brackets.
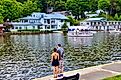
[33, 61, 121, 80]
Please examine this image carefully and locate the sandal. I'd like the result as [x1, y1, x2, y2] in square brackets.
[54, 75, 57, 78]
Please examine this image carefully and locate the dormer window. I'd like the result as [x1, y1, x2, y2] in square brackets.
[33, 15, 35, 17]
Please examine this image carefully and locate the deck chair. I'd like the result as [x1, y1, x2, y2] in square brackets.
[56, 73, 80, 80]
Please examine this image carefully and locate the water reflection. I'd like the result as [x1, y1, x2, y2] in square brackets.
[68, 37, 93, 47]
[0, 32, 121, 80]
[0, 36, 4, 44]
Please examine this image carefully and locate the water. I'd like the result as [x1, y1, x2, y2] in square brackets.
[0, 32, 121, 80]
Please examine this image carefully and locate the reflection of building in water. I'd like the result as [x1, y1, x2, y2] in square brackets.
[10, 33, 65, 49]
[68, 37, 93, 47]
[0, 36, 4, 44]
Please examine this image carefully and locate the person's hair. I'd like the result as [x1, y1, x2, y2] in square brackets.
[58, 44, 61, 47]
[53, 48, 57, 52]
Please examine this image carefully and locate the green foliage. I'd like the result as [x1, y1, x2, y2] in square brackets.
[103, 75, 121, 80]
[89, 0, 98, 12]
[119, 15, 121, 21]
[62, 22, 68, 29]
[0, 0, 121, 22]
[98, 0, 110, 11]
[0, 13, 3, 23]
[66, 0, 88, 19]
[22, 0, 41, 17]
[0, 5, 3, 23]
[114, 13, 119, 21]
[0, 0, 23, 20]
[67, 16, 79, 26]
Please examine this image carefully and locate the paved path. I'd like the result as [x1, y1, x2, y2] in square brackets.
[33, 61, 121, 80]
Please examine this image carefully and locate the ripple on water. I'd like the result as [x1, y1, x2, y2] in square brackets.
[0, 32, 121, 79]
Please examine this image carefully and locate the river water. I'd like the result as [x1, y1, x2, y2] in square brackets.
[0, 32, 121, 80]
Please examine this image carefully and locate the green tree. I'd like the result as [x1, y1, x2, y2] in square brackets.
[114, 13, 119, 21]
[67, 16, 79, 26]
[54, 1, 66, 11]
[89, 0, 98, 12]
[0, 5, 4, 23]
[119, 15, 121, 21]
[0, 0, 23, 20]
[98, 0, 110, 12]
[66, 0, 88, 19]
[22, 0, 41, 17]
[62, 22, 68, 31]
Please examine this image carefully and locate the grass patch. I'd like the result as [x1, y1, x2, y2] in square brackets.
[103, 75, 121, 80]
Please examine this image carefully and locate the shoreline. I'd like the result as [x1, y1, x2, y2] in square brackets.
[33, 61, 121, 80]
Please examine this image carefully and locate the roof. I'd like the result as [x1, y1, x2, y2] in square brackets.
[44, 13, 68, 19]
[20, 16, 40, 20]
[86, 14, 98, 17]
[32, 12, 46, 15]
[11, 22, 42, 26]
[19, 12, 68, 20]
[85, 17, 106, 22]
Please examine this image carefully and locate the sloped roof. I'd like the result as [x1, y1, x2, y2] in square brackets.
[44, 13, 68, 19]
[20, 16, 40, 20]
[85, 17, 106, 21]
[11, 22, 42, 26]
[20, 12, 68, 20]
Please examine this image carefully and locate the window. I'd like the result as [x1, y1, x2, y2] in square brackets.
[51, 25, 55, 28]
[47, 19, 50, 24]
[51, 20, 55, 23]
[41, 15, 44, 18]
[33, 26, 35, 29]
[61, 20, 63, 22]
[33, 15, 35, 17]
[24, 20, 28, 22]
[19, 27, 22, 29]
[15, 27, 18, 29]
[12, 27, 14, 29]
[44, 20, 46, 23]
[38, 25, 43, 29]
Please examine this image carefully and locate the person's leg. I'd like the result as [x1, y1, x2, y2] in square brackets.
[53, 66, 56, 78]
[55, 66, 59, 78]
[60, 60, 64, 73]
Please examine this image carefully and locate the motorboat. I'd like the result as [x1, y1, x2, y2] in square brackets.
[68, 31, 94, 37]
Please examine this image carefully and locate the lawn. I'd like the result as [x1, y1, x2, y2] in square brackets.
[103, 75, 121, 80]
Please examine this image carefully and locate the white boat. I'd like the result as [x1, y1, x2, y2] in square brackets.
[68, 31, 94, 37]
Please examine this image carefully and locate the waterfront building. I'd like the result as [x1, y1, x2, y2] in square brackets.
[10, 12, 69, 32]
[80, 18, 121, 31]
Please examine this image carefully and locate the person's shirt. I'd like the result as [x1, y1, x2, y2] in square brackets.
[57, 47, 64, 60]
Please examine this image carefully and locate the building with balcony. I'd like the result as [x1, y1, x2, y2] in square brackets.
[11, 12, 69, 32]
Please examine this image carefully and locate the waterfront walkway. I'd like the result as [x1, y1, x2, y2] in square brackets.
[33, 61, 121, 80]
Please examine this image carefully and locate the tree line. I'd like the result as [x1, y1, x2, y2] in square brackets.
[0, 0, 121, 23]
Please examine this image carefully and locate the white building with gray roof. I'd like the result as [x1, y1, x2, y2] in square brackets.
[10, 12, 69, 32]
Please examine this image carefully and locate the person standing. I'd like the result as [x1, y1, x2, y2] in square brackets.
[57, 44, 64, 73]
[51, 48, 59, 78]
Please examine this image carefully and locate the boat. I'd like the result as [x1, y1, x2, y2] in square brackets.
[68, 31, 94, 37]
